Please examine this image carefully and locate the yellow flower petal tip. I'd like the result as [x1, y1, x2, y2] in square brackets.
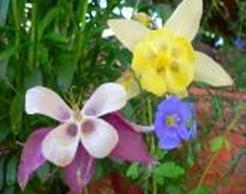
[132, 27, 195, 96]
[194, 52, 234, 87]
[107, 19, 150, 51]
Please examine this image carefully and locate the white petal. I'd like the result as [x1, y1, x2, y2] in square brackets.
[82, 83, 127, 117]
[165, 0, 203, 41]
[25, 86, 72, 122]
[116, 70, 140, 99]
[194, 51, 233, 86]
[108, 19, 150, 51]
[81, 118, 119, 158]
[42, 123, 79, 167]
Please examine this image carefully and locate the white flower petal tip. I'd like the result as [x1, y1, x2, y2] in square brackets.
[194, 52, 233, 87]
[81, 118, 119, 158]
[42, 124, 79, 167]
[25, 86, 72, 122]
[116, 70, 140, 99]
[165, 0, 203, 41]
[107, 19, 150, 51]
[82, 83, 127, 117]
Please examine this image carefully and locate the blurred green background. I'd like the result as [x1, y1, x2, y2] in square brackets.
[0, 0, 245, 193]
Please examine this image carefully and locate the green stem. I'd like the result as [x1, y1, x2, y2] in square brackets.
[74, 0, 89, 67]
[12, 0, 20, 48]
[28, 0, 38, 69]
[147, 98, 157, 194]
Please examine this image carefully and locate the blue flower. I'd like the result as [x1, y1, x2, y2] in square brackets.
[154, 96, 197, 150]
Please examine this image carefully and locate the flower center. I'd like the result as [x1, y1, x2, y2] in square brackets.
[132, 27, 195, 95]
[165, 114, 180, 128]
[73, 108, 83, 122]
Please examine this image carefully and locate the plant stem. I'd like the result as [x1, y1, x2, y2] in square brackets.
[147, 97, 157, 194]
[29, 0, 38, 69]
[195, 103, 245, 194]
[74, 0, 89, 67]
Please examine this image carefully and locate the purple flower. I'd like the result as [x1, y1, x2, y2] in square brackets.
[154, 96, 197, 150]
[18, 83, 154, 194]
[234, 36, 245, 49]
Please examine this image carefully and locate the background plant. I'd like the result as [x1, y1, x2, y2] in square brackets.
[0, 0, 245, 194]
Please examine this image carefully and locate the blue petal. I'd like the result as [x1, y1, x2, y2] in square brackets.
[159, 130, 180, 150]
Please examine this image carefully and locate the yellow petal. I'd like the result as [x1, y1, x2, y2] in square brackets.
[165, 0, 203, 41]
[107, 19, 150, 51]
[116, 70, 140, 99]
[139, 68, 167, 96]
[194, 51, 233, 86]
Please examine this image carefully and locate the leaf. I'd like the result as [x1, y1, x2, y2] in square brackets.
[36, 163, 50, 184]
[165, 185, 182, 194]
[126, 163, 139, 179]
[154, 162, 185, 179]
[0, 0, 10, 26]
[9, 93, 24, 135]
[210, 136, 230, 153]
[24, 68, 43, 89]
[0, 59, 8, 79]
[38, 6, 61, 40]
[0, 157, 6, 190]
[234, 54, 246, 89]
[57, 55, 74, 91]
[6, 155, 18, 186]
[0, 124, 9, 143]
[190, 186, 211, 194]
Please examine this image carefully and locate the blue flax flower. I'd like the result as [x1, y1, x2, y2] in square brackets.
[154, 96, 197, 150]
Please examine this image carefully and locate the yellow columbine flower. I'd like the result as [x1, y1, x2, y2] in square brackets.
[132, 28, 195, 96]
[108, 0, 233, 98]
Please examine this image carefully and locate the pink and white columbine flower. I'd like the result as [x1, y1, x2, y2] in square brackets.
[18, 83, 153, 194]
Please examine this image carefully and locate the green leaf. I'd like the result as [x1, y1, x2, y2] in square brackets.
[0, 0, 10, 26]
[24, 68, 43, 89]
[9, 93, 24, 135]
[126, 163, 139, 179]
[0, 59, 8, 79]
[36, 163, 50, 183]
[6, 155, 18, 186]
[57, 55, 74, 91]
[154, 162, 185, 179]
[38, 6, 61, 40]
[210, 136, 230, 153]
[190, 186, 211, 194]
[0, 124, 10, 143]
[165, 185, 182, 194]
[0, 157, 6, 190]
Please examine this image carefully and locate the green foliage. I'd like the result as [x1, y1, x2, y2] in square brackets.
[210, 136, 230, 153]
[0, 0, 244, 193]
[126, 163, 139, 179]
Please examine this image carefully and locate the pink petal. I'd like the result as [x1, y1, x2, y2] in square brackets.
[63, 144, 96, 194]
[103, 113, 155, 164]
[18, 127, 51, 190]
[81, 83, 127, 117]
[25, 86, 72, 122]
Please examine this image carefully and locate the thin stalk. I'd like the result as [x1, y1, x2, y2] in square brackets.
[12, 0, 20, 49]
[74, 0, 89, 67]
[147, 98, 157, 194]
[28, 0, 38, 69]
[195, 103, 245, 194]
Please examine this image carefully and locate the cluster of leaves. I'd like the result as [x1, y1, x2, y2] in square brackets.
[0, 0, 245, 194]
